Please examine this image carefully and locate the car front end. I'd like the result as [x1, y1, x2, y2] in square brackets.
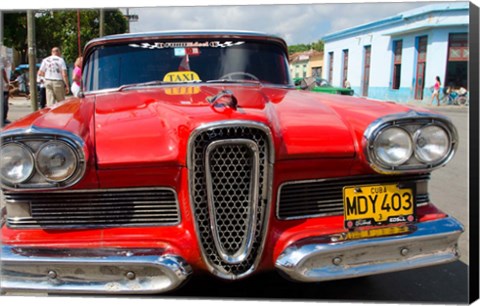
[0, 31, 463, 294]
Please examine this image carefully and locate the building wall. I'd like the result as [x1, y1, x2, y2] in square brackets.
[291, 60, 308, 78]
[323, 4, 468, 103]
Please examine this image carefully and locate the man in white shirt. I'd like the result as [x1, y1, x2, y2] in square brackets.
[1, 57, 10, 125]
[38, 47, 70, 106]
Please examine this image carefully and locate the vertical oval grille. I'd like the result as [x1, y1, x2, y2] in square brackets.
[189, 123, 272, 278]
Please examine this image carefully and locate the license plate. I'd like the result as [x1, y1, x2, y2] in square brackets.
[343, 183, 415, 229]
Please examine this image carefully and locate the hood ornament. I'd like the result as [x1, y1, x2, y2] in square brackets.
[207, 90, 238, 110]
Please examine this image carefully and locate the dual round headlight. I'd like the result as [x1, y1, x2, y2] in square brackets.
[1, 143, 35, 184]
[373, 124, 451, 168]
[1, 141, 78, 186]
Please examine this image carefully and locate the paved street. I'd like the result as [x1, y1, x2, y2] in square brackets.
[1, 96, 472, 302]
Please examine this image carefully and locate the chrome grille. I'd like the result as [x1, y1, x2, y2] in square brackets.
[4, 188, 180, 229]
[277, 174, 430, 220]
[189, 123, 271, 278]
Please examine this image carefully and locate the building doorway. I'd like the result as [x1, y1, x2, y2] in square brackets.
[362, 46, 371, 96]
[445, 33, 468, 89]
[414, 36, 428, 100]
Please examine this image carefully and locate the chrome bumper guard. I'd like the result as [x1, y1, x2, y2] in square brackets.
[0, 247, 192, 294]
[275, 217, 463, 282]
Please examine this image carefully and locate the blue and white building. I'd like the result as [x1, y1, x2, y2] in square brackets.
[322, 2, 469, 103]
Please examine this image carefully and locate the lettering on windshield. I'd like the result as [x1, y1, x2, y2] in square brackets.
[129, 41, 245, 49]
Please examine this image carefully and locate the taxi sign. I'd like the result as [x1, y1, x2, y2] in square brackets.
[343, 183, 415, 229]
[163, 71, 200, 83]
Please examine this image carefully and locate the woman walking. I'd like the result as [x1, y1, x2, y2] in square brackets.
[71, 56, 83, 97]
[431, 76, 441, 106]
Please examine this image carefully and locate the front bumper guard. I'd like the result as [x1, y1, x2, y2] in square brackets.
[275, 217, 463, 282]
[0, 247, 192, 294]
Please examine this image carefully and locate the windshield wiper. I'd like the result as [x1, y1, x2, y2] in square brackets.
[118, 80, 202, 91]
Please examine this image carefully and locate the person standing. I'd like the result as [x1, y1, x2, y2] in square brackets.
[71, 56, 83, 97]
[1, 57, 10, 125]
[37, 74, 47, 109]
[431, 76, 441, 106]
[38, 47, 70, 106]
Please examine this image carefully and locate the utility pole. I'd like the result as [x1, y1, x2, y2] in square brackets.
[27, 10, 38, 111]
[99, 9, 105, 37]
[126, 8, 130, 33]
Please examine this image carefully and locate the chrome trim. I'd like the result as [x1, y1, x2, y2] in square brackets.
[1, 126, 87, 190]
[276, 173, 430, 220]
[0, 246, 192, 294]
[275, 217, 463, 282]
[187, 120, 275, 280]
[363, 111, 458, 174]
[187, 120, 275, 167]
[4, 187, 181, 229]
[205, 139, 260, 264]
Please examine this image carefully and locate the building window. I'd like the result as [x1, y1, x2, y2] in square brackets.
[448, 33, 468, 61]
[328, 52, 334, 83]
[303, 64, 307, 77]
[312, 66, 322, 77]
[342, 50, 349, 87]
[445, 33, 468, 89]
[392, 40, 402, 90]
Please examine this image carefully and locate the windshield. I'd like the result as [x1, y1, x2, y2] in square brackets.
[83, 39, 291, 91]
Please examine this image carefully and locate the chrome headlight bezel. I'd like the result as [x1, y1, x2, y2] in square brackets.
[0, 127, 86, 190]
[363, 111, 458, 174]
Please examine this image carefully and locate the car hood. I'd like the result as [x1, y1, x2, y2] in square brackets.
[92, 85, 409, 168]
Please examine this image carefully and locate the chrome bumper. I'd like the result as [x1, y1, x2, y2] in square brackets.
[275, 217, 463, 282]
[0, 247, 192, 294]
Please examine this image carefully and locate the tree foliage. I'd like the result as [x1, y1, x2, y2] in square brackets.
[288, 40, 324, 54]
[3, 9, 128, 65]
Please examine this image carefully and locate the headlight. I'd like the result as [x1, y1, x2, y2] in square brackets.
[373, 127, 413, 166]
[0, 143, 35, 184]
[364, 112, 458, 174]
[414, 125, 449, 164]
[36, 141, 78, 182]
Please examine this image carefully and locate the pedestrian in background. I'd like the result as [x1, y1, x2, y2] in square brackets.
[38, 47, 70, 106]
[431, 76, 441, 106]
[37, 74, 47, 109]
[71, 56, 83, 97]
[1, 57, 10, 125]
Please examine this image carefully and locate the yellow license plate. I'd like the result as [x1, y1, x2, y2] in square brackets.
[343, 183, 415, 229]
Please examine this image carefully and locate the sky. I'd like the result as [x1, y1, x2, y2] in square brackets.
[121, 1, 448, 45]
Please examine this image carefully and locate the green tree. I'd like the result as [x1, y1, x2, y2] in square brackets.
[4, 9, 128, 65]
[3, 12, 28, 63]
[288, 40, 324, 55]
[288, 43, 311, 54]
[311, 40, 324, 52]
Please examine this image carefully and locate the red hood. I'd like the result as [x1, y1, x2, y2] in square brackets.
[92, 85, 420, 168]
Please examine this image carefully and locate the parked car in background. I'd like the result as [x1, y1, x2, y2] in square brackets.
[294, 76, 354, 96]
[1, 30, 463, 295]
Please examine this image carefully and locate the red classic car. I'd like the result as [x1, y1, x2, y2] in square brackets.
[0, 31, 463, 294]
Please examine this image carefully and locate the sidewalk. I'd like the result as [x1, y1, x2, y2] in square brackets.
[4, 96, 37, 123]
